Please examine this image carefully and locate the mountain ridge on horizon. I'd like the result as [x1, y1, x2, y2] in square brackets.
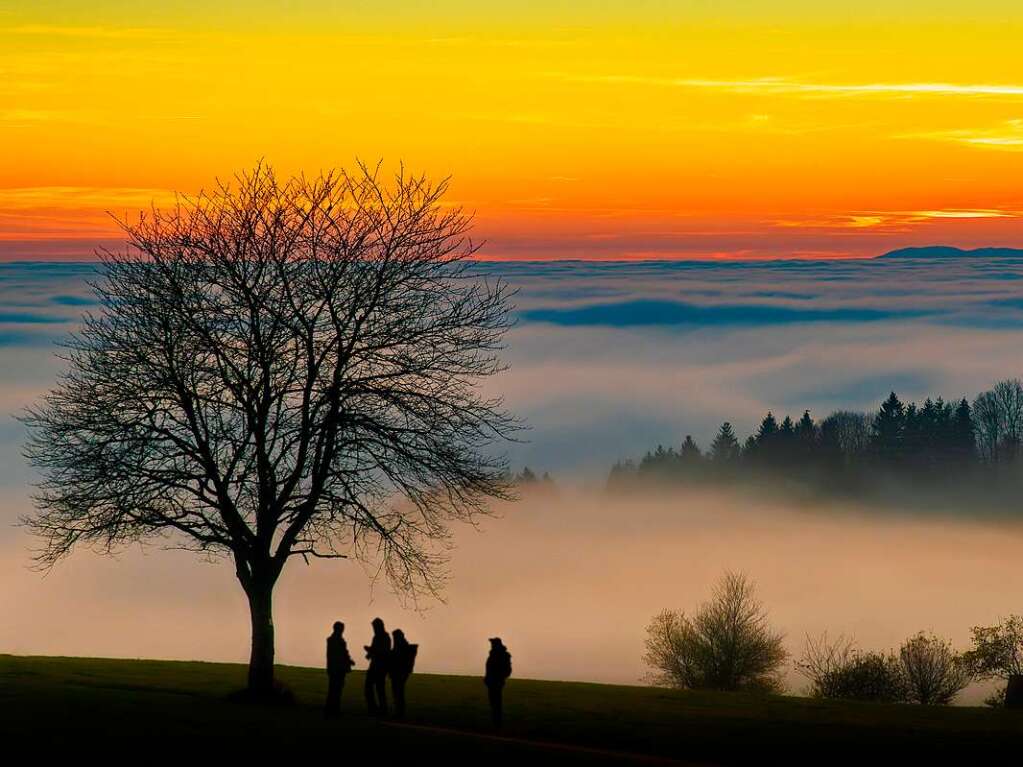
[877, 245, 1023, 260]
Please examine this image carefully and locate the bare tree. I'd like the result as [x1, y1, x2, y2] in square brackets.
[644, 572, 788, 693]
[819, 411, 871, 465]
[22, 163, 519, 697]
[972, 379, 1023, 464]
[898, 632, 973, 705]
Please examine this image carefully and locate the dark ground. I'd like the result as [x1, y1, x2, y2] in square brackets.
[1, 654, 1019, 763]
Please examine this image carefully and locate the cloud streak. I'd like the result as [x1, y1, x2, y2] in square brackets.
[558, 74, 1023, 100]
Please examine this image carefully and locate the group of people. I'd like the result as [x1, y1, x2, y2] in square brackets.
[324, 618, 513, 726]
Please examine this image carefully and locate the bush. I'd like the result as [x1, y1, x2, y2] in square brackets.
[798, 634, 906, 703]
[644, 572, 788, 693]
[898, 632, 973, 705]
[799, 631, 973, 705]
[963, 615, 1023, 708]
[964, 615, 1023, 680]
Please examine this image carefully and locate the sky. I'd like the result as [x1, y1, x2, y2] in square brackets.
[3, 1, 1023, 259]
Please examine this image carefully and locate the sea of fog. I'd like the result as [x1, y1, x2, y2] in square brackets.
[2, 256, 1023, 702]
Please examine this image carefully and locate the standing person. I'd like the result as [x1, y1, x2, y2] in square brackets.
[363, 617, 391, 715]
[484, 637, 512, 727]
[389, 628, 419, 718]
[324, 621, 354, 718]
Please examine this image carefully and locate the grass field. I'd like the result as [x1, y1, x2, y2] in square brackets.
[1, 654, 1019, 763]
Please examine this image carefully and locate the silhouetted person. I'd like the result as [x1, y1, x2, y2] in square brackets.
[484, 637, 512, 727]
[389, 628, 419, 718]
[364, 617, 391, 715]
[325, 621, 354, 718]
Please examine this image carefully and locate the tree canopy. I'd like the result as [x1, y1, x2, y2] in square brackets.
[23, 163, 519, 693]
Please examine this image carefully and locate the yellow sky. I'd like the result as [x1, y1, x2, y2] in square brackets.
[2, 2, 1023, 259]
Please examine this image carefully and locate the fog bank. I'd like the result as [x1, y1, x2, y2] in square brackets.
[3, 487, 1018, 704]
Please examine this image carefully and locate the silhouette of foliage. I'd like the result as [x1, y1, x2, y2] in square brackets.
[513, 466, 557, 495]
[644, 572, 787, 693]
[964, 615, 1023, 707]
[22, 163, 519, 696]
[966, 615, 1023, 679]
[973, 380, 1023, 466]
[605, 383, 1023, 511]
[797, 634, 907, 703]
[799, 632, 972, 705]
[709, 422, 741, 468]
[898, 632, 973, 705]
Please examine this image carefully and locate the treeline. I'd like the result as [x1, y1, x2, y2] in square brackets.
[608, 379, 1023, 505]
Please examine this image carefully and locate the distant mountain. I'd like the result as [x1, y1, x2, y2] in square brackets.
[877, 246, 1023, 260]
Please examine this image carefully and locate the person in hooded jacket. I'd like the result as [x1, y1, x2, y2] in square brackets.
[389, 628, 419, 718]
[484, 637, 512, 727]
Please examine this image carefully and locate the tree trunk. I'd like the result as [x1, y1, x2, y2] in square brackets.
[246, 582, 276, 696]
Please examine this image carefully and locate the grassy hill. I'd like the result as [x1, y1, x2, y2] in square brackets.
[1, 654, 1020, 763]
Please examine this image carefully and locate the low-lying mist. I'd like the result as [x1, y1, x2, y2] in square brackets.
[2, 485, 1018, 705]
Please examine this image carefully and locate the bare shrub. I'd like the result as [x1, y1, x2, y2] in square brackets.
[898, 632, 973, 705]
[797, 634, 907, 703]
[644, 572, 788, 693]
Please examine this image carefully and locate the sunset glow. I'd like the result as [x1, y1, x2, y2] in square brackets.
[3, 1, 1023, 259]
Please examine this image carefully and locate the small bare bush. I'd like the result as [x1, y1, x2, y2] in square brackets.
[898, 632, 973, 705]
[797, 634, 907, 703]
[644, 572, 788, 693]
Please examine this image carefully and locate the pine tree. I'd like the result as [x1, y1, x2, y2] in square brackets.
[710, 422, 742, 465]
[872, 391, 906, 466]
[742, 434, 758, 458]
[680, 435, 702, 461]
[756, 412, 779, 441]
[796, 410, 816, 442]
[903, 402, 922, 469]
[951, 398, 977, 463]
[751, 412, 780, 468]
[793, 410, 819, 474]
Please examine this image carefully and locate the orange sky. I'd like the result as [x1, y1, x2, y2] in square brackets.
[2, 2, 1023, 260]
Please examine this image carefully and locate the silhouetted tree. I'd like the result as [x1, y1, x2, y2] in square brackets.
[903, 402, 922, 468]
[795, 410, 816, 444]
[644, 572, 787, 693]
[756, 411, 779, 441]
[709, 422, 741, 470]
[678, 435, 703, 479]
[638, 444, 679, 482]
[973, 380, 1023, 465]
[950, 398, 977, 463]
[964, 615, 1023, 707]
[680, 435, 702, 461]
[606, 459, 638, 492]
[898, 632, 973, 705]
[819, 411, 871, 468]
[747, 411, 780, 468]
[517, 467, 538, 484]
[871, 392, 906, 466]
[22, 163, 517, 698]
